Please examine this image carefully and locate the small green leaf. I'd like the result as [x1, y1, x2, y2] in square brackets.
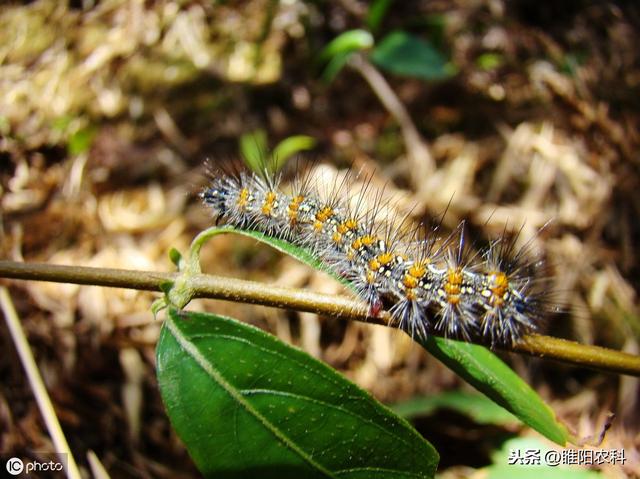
[560, 52, 587, 77]
[68, 125, 97, 156]
[366, 0, 394, 33]
[0, 116, 9, 136]
[391, 391, 518, 425]
[183, 226, 571, 446]
[271, 136, 316, 172]
[151, 298, 167, 319]
[240, 129, 269, 173]
[371, 31, 456, 81]
[169, 247, 183, 268]
[321, 51, 353, 83]
[476, 53, 504, 70]
[318, 29, 374, 65]
[423, 14, 447, 48]
[157, 308, 438, 478]
[52, 115, 72, 132]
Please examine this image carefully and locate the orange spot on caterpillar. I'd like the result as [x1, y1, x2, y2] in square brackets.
[313, 206, 333, 232]
[487, 271, 509, 307]
[352, 235, 377, 251]
[444, 268, 463, 304]
[368, 252, 394, 273]
[315, 206, 333, 223]
[236, 188, 250, 209]
[287, 195, 304, 224]
[261, 191, 277, 216]
[403, 274, 419, 289]
[377, 252, 394, 265]
[338, 218, 358, 234]
[366, 270, 376, 284]
[405, 289, 417, 301]
[408, 263, 426, 279]
[361, 235, 375, 246]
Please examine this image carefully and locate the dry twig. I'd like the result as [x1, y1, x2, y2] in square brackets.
[0, 286, 82, 479]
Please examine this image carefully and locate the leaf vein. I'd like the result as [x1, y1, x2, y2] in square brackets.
[167, 316, 336, 478]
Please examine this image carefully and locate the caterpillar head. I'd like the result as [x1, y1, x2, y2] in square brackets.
[200, 183, 228, 219]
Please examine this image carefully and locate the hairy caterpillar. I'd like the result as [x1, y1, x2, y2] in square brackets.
[201, 164, 549, 347]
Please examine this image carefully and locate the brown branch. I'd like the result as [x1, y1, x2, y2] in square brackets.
[1, 260, 639, 377]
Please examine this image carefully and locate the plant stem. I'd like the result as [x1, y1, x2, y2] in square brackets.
[1, 260, 639, 377]
[348, 53, 435, 185]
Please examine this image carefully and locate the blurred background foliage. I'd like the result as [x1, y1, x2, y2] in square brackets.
[1, 0, 639, 477]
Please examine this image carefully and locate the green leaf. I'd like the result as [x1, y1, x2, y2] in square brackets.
[68, 125, 97, 156]
[240, 129, 269, 173]
[151, 297, 168, 319]
[476, 52, 504, 70]
[391, 391, 518, 425]
[321, 51, 353, 83]
[182, 226, 571, 446]
[52, 115, 72, 132]
[318, 29, 374, 65]
[366, 0, 394, 33]
[169, 247, 183, 268]
[423, 14, 447, 48]
[202, 226, 350, 288]
[421, 337, 569, 445]
[371, 31, 456, 81]
[157, 308, 438, 478]
[271, 135, 316, 173]
[0, 116, 9, 136]
[559, 52, 587, 77]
